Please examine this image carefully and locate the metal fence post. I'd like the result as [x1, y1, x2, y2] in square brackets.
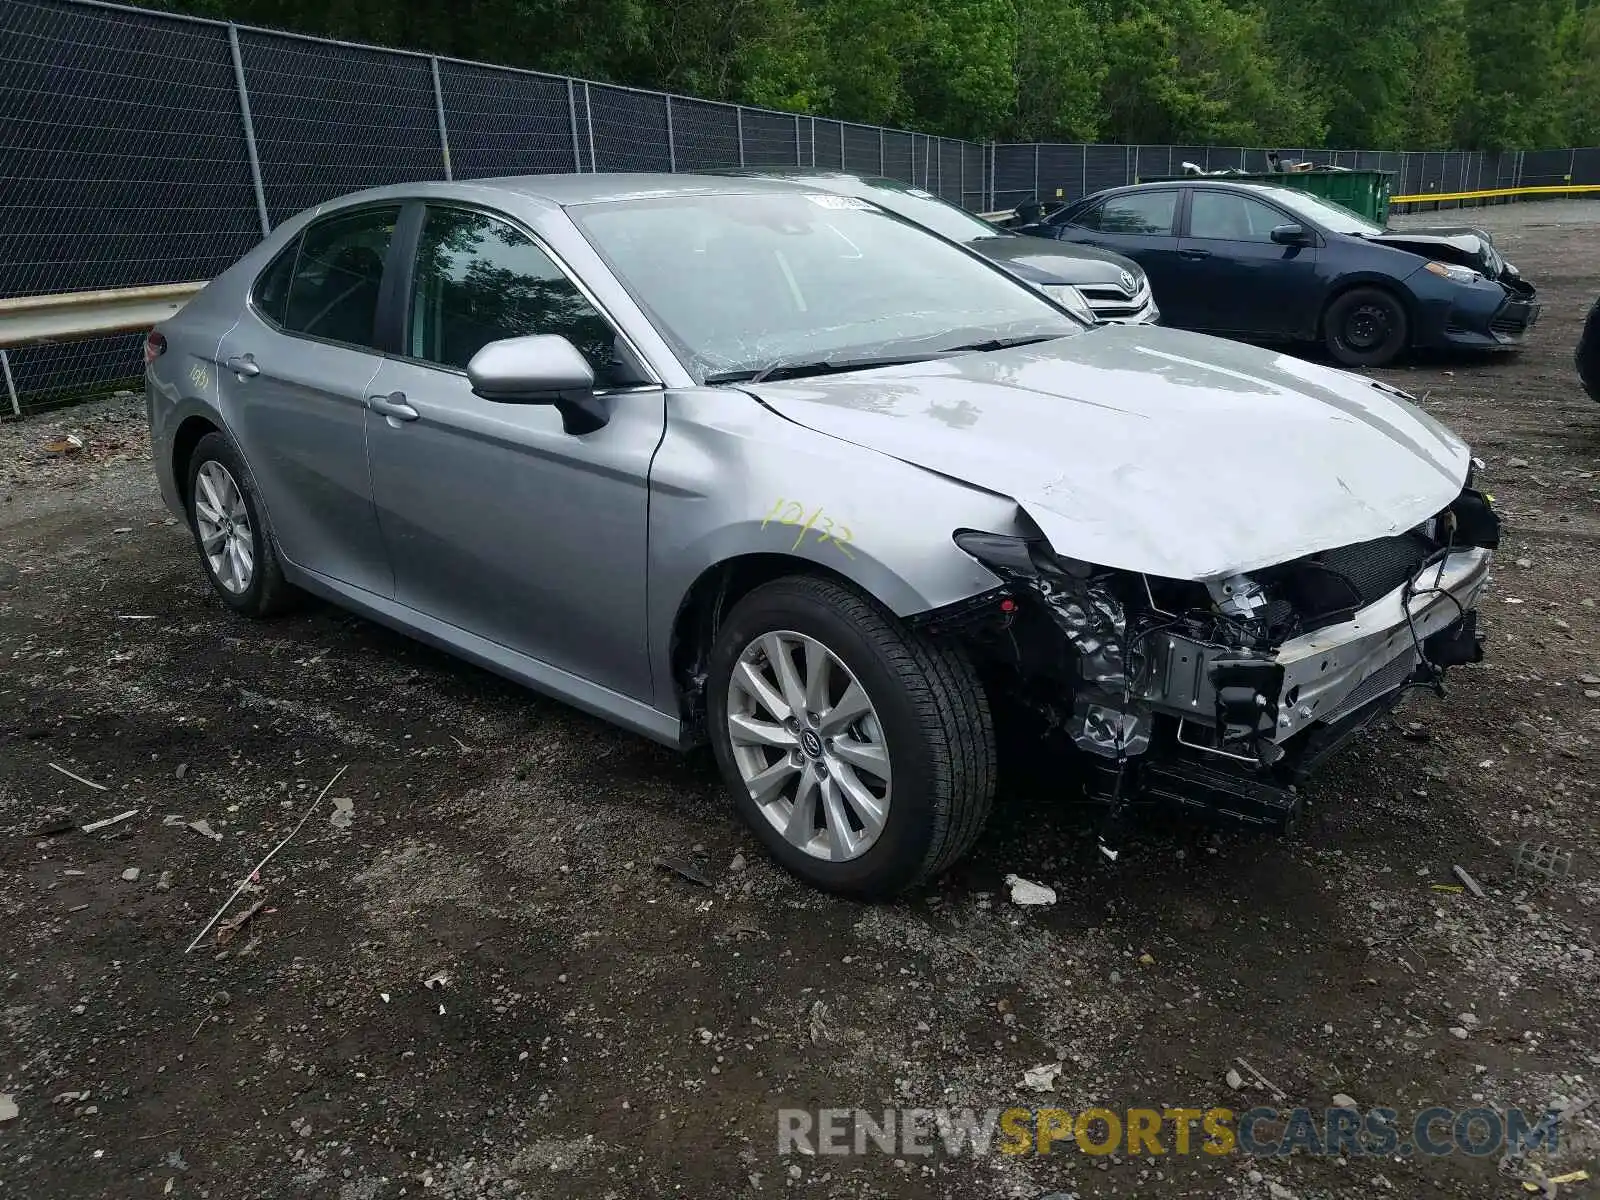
[226, 23, 271, 236]
[879, 128, 886, 175]
[665, 96, 677, 172]
[584, 82, 597, 172]
[794, 115, 802, 166]
[1033, 143, 1040, 199]
[840, 122, 846, 167]
[429, 57, 452, 181]
[809, 116, 816, 166]
[567, 79, 582, 170]
[1, 350, 20, 419]
[735, 107, 745, 167]
[1080, 144, 1087, 199]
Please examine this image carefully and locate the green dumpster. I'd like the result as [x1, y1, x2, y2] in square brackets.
[1243, 169, 1393, 226]
[1138, 169, 1395, 226]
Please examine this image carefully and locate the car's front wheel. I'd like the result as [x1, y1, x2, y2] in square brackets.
[1324, 286, 1409, 367]
[706, 575, 996, 898]
[186, 431, 296, 617]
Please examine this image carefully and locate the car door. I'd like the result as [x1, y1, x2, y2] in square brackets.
[1050, 190, 1185, 321]
[1176, 189, 1321, 339]
[363, 202, 665, 702]
[216, 204, 400, 598]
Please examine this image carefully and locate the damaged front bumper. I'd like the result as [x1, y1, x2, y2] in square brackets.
[1143, 545, 1490, 748]
[943, 492, 1497, 830]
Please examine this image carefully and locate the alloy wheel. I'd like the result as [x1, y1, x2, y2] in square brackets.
[725, 630, 892, 862]
[193, 460, 255, 594]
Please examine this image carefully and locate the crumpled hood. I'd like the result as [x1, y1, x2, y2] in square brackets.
[968, 235, 1144, 288]
[746, 324, 1470, 581]
[1364, 226, 1515, 280]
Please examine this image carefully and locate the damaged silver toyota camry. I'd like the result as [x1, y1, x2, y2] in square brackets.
[145, 174, 1498, 897]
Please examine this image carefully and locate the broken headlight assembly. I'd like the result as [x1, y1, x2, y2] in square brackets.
[949, 485, 1497, 833]
[1424, 260, 1483, 286]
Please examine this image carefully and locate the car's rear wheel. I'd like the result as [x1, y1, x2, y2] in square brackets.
[186, 432, 295, 617]
[706, 575, 995, 898]
[1324, 286, 1409, 367]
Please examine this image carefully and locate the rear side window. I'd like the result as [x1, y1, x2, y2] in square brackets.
[251, 238, 299, 327]
[281, 206, 400, 349]
[1078, 192, 1178, 235]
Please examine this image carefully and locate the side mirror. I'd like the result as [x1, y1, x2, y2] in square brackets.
[466, 334, 607, 434]
[1271, 223, 1311, 246]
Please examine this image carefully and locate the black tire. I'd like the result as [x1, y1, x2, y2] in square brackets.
[706, 575, 996, 898]
[1323, 286, 1409, 367]
[185, 431, 296, 617]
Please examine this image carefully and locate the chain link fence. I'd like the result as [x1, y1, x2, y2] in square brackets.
[0, 0, 985, 415]
[2, 0, 1597, 417]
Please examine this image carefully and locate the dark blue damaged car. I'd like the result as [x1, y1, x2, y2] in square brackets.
[1016, 180, 1540, 368]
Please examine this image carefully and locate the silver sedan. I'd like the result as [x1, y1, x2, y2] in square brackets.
[145, 173, 1496, 896]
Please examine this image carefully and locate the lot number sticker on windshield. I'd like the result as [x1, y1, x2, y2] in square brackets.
[806, 194, 877, 211]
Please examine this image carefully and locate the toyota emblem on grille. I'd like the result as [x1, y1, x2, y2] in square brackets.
[1119, 270, 1136, 292]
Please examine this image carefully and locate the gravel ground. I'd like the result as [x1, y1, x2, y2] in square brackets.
[1, 214, 1598, 1200]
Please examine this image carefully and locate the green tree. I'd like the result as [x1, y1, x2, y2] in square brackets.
[1461, 0, 1569, 148]
[1008, 0, 1106, 141]
[1259, 0, 1418, 147]
[1096, 0, 1323, 145]
[1400, 0, 1473, 148]
[1557, 2, 1600, 146]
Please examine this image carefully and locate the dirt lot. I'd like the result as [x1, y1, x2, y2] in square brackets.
[2, 205, 1598, 1200]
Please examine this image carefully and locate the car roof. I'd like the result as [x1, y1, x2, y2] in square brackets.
[711, 167, 937, 194]
[1085, 179, 1297, 202]
[317, 172, 831, 211]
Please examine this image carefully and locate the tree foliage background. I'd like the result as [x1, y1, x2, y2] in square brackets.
[155, 0, 1600, 149]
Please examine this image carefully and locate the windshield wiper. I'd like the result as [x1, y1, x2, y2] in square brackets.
[706, 352, 943, 386]
[936, 333, 1064, 354]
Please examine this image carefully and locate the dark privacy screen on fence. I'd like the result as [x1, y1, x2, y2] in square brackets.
[2, 0, 1599, 415]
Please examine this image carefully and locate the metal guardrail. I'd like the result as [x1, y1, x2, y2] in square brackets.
[0, 282, 205, 349]
[0, 281, 204, 417]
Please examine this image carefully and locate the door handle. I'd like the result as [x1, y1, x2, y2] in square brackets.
[224, 355, 260, 377]
[367, 391, 418, 421]
[1178, 248, 1212, 260]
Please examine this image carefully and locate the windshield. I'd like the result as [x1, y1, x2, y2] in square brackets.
[1269, 189, 1385, 236]
[569, 192, 1080, 382]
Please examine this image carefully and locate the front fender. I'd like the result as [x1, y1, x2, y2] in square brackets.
[646, 388, 1026, 716]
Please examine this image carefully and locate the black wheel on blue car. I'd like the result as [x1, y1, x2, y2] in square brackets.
[706, 575, 996, 898]
[185, 431, 296, 618]
[1324, 286, 1409, 368]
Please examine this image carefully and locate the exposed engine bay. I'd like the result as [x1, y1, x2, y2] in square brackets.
[928, 480, 1500, 839]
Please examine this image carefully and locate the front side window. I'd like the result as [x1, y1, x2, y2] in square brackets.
[570, 192, 1080, 382]
[281, 206, 399, 348]
[1188, 191, 1289, 241]
[1079, 191, 1178, 235]
[408, 206, 629, 382]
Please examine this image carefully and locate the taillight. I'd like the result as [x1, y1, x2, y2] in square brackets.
[144, 330, 166, 364]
